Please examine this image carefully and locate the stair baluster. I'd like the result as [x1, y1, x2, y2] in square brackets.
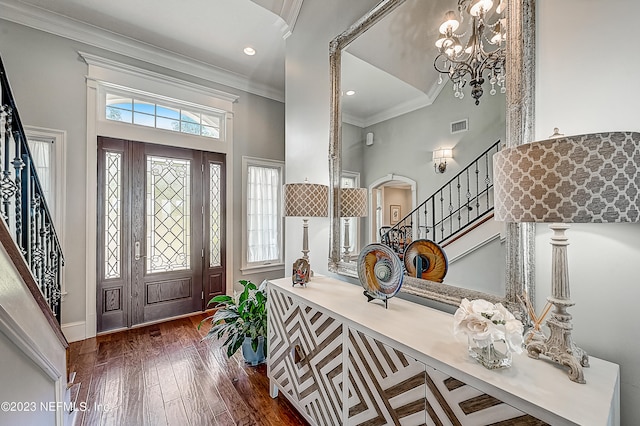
[381, 140, 501, 258]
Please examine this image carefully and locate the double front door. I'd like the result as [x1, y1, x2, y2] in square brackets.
[97, 137, 225, 332]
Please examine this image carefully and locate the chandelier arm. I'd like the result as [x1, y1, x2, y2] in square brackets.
[434, 54, 475, 80]
[434, 0, 507, 104]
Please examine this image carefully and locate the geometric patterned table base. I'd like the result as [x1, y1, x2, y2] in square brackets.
[268, 286, 343, 425]
[269, 284, 548, 426]
[347, 329, 548, 426]
[347, 329, 426, 425]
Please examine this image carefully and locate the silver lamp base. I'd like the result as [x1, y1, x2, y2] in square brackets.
[526, 224, 589, 383]
[527, 301, 589, 383]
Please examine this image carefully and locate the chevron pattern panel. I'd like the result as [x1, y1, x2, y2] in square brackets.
[268, 286, 344, 425]
[424, 366, 549, 425]
[347, 329, 427, 426]
[346, 328, 548, 426]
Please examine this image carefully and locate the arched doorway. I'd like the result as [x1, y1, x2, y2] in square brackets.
[368, 174, 417, 243]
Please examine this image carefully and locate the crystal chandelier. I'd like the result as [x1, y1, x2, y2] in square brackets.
[434, 0, 506, 105]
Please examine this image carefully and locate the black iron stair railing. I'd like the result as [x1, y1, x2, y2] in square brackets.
[381, 140, 501, 255]
[0, 56, 64, 323]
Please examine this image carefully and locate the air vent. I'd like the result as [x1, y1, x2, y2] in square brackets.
[450, 119, 468, 134]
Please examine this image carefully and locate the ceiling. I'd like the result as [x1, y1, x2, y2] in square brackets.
[342, 0, 454, 127]
[0, 0, 485, 119]
[0, 0, 302, 101]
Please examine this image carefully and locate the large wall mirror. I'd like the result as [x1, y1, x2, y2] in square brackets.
[328, 0, 536, 312]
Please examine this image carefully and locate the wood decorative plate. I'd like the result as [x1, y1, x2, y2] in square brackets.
[403, 239, 448, 283]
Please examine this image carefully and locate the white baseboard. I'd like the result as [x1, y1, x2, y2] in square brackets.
[61, 321, 86, 343]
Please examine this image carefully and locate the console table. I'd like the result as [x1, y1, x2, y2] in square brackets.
[267, 276, 619, 426]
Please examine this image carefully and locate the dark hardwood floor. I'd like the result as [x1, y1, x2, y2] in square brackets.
[67, 314, 309, 426]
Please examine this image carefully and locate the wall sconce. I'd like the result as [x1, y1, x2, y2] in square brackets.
[433, 148, 453, 173]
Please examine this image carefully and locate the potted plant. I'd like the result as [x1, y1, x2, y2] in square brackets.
[200, 280, 268, 365]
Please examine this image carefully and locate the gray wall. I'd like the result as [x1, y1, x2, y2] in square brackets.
[0, 19, 285, 329]
[341, 122, 365, 177]
[284, 0, 379, 275]
[445, 238, 504, 296]
[356, 82, 505, 203]
[232, 92, 287, 289]
[0, 332, 56, 425]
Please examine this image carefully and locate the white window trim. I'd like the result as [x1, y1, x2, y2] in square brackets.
[241, 156, 285, 273]
[24, 126, 67, 298]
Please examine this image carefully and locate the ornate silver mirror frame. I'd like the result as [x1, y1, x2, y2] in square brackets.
[328, 0, 536, 312]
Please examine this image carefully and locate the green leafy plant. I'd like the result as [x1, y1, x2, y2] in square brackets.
[199, 280, 267, 359]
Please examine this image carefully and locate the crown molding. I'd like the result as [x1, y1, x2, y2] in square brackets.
[341, 113, 365, 128]
[0, 0, 285, 102]
[79, 51, 240, 104]
[280, 0, 304, 39]
[250, 0, 303, 39]
[343, 81, 447, 128]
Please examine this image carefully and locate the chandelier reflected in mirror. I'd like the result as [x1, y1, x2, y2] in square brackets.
[434, 0, 506, 105]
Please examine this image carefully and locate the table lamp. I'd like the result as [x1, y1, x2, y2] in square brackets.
[493, 131, 640, 383]
[283, 179, 329, 277]
[339, 187, 368, 261]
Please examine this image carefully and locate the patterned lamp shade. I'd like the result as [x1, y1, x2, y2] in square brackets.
[339, 188, 368, 218]
[283, 182, 329, 217]
[493, 132, 640, 223]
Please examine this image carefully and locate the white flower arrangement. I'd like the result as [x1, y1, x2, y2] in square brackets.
[453, 298, 524, 355]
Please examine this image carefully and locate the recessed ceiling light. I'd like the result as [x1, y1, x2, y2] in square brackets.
[345, 90, 356, 96]
[244, 47, 256, 56]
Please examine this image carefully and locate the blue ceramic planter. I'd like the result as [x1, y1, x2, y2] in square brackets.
[242, 336, 266, 366]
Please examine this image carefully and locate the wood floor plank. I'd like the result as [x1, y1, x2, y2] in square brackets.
[70, 313, 308, 426]
[121, 352, 144, 426]
[81, 363, 107, 426]
[96, 335, 124, 365]
[100, 354, 124, 411]
[196, 344, 258, 425]
[143, 385, 168, 426]
[72, 352, 98, 423]
[122, 328, 146, 355]
[167, 347, 216, 426]
[99, 402, 122, 426]
[164, 398, 190, 426]
[80, 337, 98, 355]
[214, 411, 235, 426]
[156, 352, 182, 403]
[143, 355, 160, 388]
[183, 345, 228, 416]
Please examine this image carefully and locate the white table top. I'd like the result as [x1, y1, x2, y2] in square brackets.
[269, 276, 620, 426]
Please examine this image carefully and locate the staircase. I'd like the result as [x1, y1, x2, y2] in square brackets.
[381, 140, 501, 257]
[1, 56, 70, 424]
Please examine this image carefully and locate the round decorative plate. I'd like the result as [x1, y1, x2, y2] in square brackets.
[403, 239, 448, 282]
[357, 243, 404, 299]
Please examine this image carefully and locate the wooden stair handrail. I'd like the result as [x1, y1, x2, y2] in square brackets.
[440, 212, 495, 248]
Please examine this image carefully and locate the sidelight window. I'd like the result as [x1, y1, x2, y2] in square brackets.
[242, 157, 284, 271]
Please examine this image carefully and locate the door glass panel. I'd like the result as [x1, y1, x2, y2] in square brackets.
[210, 163, 222, 267]
[146, 156, 191, 273]
[105, 151, 122, 279]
